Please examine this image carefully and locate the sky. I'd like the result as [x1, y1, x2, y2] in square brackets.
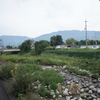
[0, 0, 100, 38]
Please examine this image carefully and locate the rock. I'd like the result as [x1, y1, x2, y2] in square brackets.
[97, 89, 100, 94]
[85, 88, 89, 92]
[65, 70, 68, 73]
[80, 89, 84, 93]
[59, 95, 62, 98]
[63, 90, 69, 96]
[86, 84, 89, 87]
[34, 86, 38, 89]
[66, 96, 71, 100]
[79, 98, 83, 100]
[98, 78, 100, 82]
[97, 98, 100, 100]
[63, 65, 67, 69]
[51, 91, 55, 95]
[91, 94, 97, 99]
[88, 90, 93, 94]
[56, 90, 60, 94]
[67, 81, 71, 85]
[93, 79, 97, 83]
[89, 85, 94, 89]
[98, 83, 100, 88]
[92, 88, 97, 92]
[53, 95, 56, 98]
[62, 86, 65, 90]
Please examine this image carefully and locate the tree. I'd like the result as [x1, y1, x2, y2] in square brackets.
[50, 35, 63, 46]
[6, 45, 12, 49]
[19, 39, 33, 53]
[65, 38, 77, 45]
[34, 40, 49, 55]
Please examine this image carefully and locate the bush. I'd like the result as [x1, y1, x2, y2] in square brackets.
[0, 63, 15, 80]
[11, 73, 33, 96]
[40, 69, 64, 86]
[38, 85, 50, 97]
[50, 82, 57, 92]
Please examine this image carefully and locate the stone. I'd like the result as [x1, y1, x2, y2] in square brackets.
[86, 84, 89, 87]
[91, 94, 97, 99]
[97, 89, 100, 94]
[67, 81, 71, 85]
[59, 95, 62, 98]
[88, 90, 93, 94]
[92, 88, 97, 92]
[85, 88, 89, 92]
[53, 95, 56, 98]
[63, 90, 69, 96]
[93, 79, 97, 83]
[62, 86, 65, 90]
[34, 86, 38, 89]
[80, 89, 84, 93]
[66, 96, 71, 100]
[98, 78, 100, 82]
[89, 85, 94, 89]
[51, 91, 55, 95]
[79, 98, 83, 100]
[98, 83, 100, 88]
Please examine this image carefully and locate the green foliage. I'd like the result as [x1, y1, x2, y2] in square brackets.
[40, 69, 64, 86]
[6, 45, 12, 49]
[50, 35, 63, 46]
[11, 73, 32, 96]
[43, 49, 100, 59]
[32, 71, 41, 81]
[50, 82, 58, 92]
[19, 39, 32, 53]
[34, 40, 49, 55]
[17, 94, 23, 100]
[25, 92, 38, 100]
[65, 38, 77, 45]
[0, 63, 15, 80]
[38, 85, 50, 97]
[65, 67, 90, 77]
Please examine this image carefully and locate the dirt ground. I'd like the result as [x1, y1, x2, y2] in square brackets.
[0, 62, 42, 100]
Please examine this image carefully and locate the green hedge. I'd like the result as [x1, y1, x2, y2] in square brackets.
[43, 49, 100, 59]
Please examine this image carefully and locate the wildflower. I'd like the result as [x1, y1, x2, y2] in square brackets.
[11, 70, 13, 72]
[15, 67, 17, 69]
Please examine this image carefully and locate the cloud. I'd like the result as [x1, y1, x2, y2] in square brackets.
[0, 0, 100, 38]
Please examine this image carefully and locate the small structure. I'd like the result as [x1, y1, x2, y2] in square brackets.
[0, 39, 4, 55]
[80, 45, 100, 49]
[56, 45, 67, 49]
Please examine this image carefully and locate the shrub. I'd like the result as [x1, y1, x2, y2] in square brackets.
[32, 71, 41, 81]
[38, 85, 50, 97]
[0, 63, 15, 80]
[40, 69, 64, 86]
[11, 73, 33, 96]
[50, 82, 58, 92]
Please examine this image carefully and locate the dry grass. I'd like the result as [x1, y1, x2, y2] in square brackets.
[57, 83, 62, 94]
[68, 83, 80, 94]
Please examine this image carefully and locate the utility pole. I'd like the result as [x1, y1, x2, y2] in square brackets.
[95, 33, 97, 45]
[85, 20, 88, 47]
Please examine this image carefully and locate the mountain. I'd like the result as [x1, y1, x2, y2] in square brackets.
[34, 30, 98, 42]
[0, 35, 31, 47]
[0, 30, 99, 47]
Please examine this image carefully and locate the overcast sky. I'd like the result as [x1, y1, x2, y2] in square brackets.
[0, 0, 100, 38]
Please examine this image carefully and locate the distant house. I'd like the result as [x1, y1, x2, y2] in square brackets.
[69, 44, 76, 48]
[80, 45, 100, 49]
[56, 45, 67, 49]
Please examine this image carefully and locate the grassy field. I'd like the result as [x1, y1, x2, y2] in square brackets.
[5, 48, 100, 78]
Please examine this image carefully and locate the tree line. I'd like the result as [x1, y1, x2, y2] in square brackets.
[6, 35, 100, 54]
